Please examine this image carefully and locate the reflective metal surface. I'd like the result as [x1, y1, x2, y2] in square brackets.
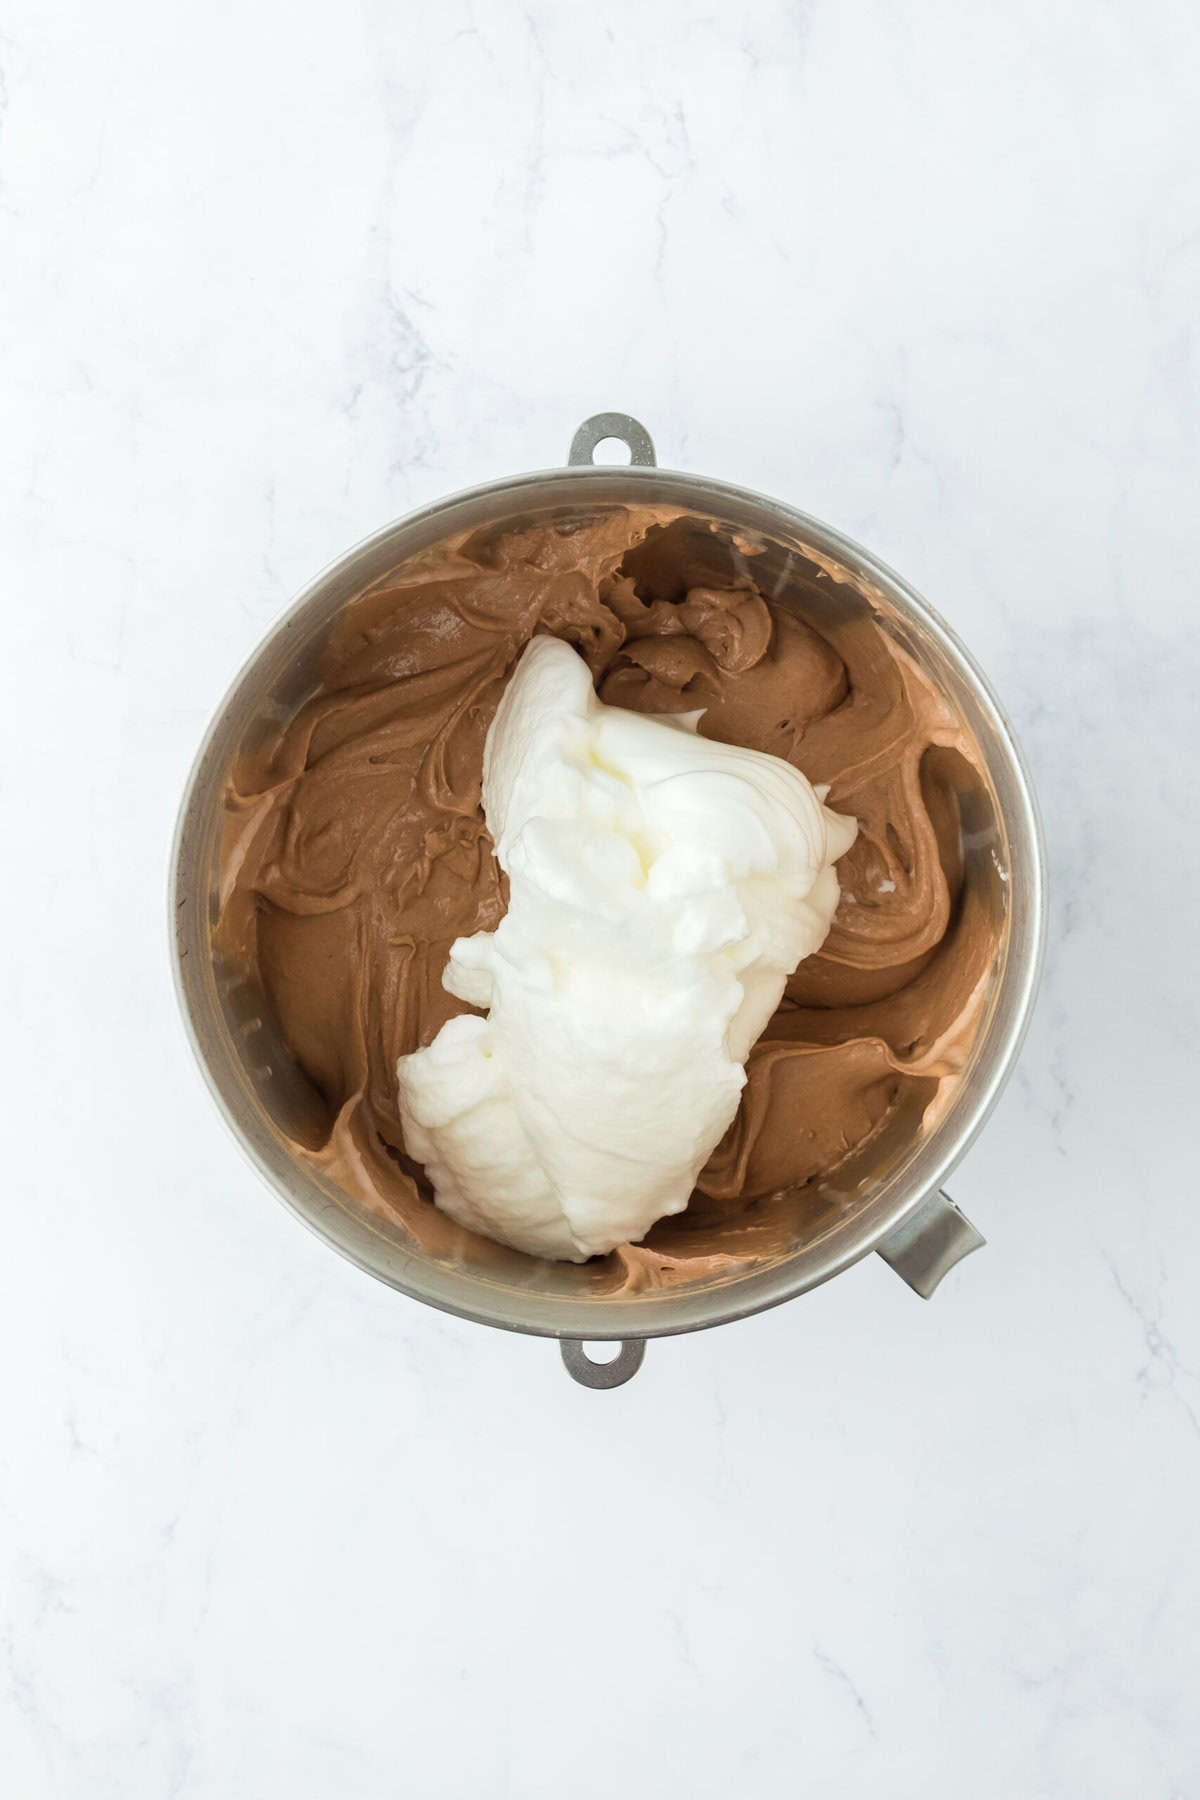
[876, 1189, 987, 1299]
[170, 413, 1045, 1373]
[560, 1339, 647, 1389]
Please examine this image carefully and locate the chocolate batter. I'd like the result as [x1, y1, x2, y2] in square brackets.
[217, 508, 997, 1288]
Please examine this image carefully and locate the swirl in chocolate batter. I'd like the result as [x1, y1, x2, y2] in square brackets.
[217, 508, 996, 1288]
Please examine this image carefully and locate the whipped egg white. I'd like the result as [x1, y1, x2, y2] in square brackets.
[396, 635, 856, 1261]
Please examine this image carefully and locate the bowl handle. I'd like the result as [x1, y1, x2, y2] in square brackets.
[568, 413, 657, 468]
[560, 1339, 647, 1388]
[876, 1190, 985, 1298]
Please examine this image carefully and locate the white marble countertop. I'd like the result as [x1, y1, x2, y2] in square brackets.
[3, 2, 1198, 1794]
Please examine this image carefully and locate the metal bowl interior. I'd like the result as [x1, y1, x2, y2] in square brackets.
[171, 466, 1044, 1340]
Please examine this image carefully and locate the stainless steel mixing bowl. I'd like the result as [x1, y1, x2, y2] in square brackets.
[171, 413, 1045, 1386]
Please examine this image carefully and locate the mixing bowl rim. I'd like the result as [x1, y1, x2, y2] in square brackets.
[170, 462, 1046, 1341]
